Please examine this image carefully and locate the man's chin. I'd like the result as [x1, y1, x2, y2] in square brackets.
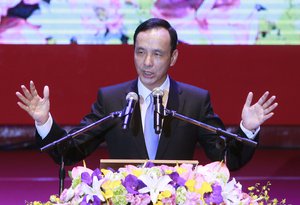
[141, 79, 157, 90]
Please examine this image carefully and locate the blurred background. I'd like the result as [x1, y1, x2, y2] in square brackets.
[1, 0, 300, 45]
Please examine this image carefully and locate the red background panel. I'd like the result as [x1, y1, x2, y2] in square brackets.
[0, 45, 299, 125]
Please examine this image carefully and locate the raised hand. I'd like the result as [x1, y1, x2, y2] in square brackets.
[16, 81, 50, 125]
[241, 91, 278, 131]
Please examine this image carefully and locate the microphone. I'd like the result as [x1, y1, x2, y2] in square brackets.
[122, 92, 139, 130]
[152, 88, 164, 134]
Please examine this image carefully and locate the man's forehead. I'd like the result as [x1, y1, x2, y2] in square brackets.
[135, 28, 171, 49]
[137, 27, 170, 39]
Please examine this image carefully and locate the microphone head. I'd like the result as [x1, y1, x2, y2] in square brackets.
[152, 88, 164, 97]
[126, 92, 139, 101]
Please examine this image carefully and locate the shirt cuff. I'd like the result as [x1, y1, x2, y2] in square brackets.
[240, 121, 260, 140]
[35, 113, 53, 139]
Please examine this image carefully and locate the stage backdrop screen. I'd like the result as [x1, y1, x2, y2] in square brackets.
[0, 0, 299, 45]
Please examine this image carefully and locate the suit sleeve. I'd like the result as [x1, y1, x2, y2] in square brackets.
[35, 88, 109, 166]
[197, 91, 258, 171]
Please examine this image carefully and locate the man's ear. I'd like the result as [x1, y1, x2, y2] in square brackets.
[170, 49, 178, 67]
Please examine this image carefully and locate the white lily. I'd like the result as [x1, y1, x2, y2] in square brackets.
[60, 187, 75, 202]
[222, 178, 245, 204]
[79, 176, 106, 202]
[138, 174, 174, 204]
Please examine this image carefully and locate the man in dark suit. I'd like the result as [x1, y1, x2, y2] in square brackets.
[16, 18, 278, 171]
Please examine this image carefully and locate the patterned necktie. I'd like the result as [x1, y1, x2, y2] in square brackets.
[144, 95, 159, 160]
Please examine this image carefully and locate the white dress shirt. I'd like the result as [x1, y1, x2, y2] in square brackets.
[137, 76, 170, 132]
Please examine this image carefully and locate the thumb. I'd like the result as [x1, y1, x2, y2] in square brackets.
[43, 85, 50, 100]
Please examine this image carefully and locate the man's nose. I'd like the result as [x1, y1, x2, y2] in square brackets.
[144, 54, 153, 67]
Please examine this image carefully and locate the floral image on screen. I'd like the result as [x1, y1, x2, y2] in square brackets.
[0, 0, 299, 45]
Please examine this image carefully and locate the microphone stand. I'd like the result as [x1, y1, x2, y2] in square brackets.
[163, 108, 257, 165]
[40, 111, 122, 195]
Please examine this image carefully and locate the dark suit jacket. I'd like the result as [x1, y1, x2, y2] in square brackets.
[37, 78, 258, 170]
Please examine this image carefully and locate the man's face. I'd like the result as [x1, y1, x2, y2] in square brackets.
[134, 27, 178, 91]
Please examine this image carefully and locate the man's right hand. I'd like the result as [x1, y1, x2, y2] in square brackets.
[16, 81, 50, 125]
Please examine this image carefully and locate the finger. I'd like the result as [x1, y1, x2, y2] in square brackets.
[262, 112, 274, 122]
[30, 80, 39, 97]
[21, 84, 33, 100]
[16, 91, 30, 105]
[262, 95, 276, 109]
[17, 101, 29, 113]
[257, 91, 269, 106]
[43, 85, 50, 100]
[264, 102, 278, 115]
[244, 92, 253, 107]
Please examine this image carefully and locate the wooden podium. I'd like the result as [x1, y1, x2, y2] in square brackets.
[100, 159, 199, 170]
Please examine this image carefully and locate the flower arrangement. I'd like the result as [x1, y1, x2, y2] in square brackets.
[28, 161, 286, 205]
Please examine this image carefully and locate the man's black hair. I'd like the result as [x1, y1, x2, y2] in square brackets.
[133, 18, 178, 53]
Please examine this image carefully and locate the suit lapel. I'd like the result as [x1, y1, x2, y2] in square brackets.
[126, 80, 149, 158]
[156, 78, 183, 159]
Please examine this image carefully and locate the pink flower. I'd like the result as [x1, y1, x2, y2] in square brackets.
[71, 166, 93, 179]
[126, 193, 151, 205]
[184, 191, 203, 205]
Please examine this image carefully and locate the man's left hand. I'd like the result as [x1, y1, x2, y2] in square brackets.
[241, 91, 278, 131]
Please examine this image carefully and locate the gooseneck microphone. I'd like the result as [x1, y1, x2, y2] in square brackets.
[152, 88, 164, 134]
[122, 92, 139, 130]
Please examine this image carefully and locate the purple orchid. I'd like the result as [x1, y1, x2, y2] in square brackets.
[92, 195, 102, 205]
[145, 161, 155, 168]
[169, 172, 186, 188]
[81, 195, 102, 205]
[81, 172, 92, 186]
[204, 183, 223, 204]
[91, 168, 102, 181]
[122, 174, 146, 194]
[106, 167, 116, 172]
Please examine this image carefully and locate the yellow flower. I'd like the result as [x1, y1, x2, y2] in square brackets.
[101, 169, 111, 176]
[176, 167, 186, 175]
[103, 189, 113, 199]
[102, 179, 122, 199]
[164, 169, 173, 175]
[272, 198, 278, 204]
[102, 180, 121, 190]
[198, 181, 212, 195]
[158, 190, 172, 200]
[132, 169, 143, 177]
[49, 195, 60, 203]
[185, 179, 196, 192]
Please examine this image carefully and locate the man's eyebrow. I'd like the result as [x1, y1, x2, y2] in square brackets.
[153, 49, 165, 54]
[135, 46, 144, 50]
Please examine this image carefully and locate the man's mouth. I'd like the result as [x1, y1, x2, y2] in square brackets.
[143, 71, 154, 78]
